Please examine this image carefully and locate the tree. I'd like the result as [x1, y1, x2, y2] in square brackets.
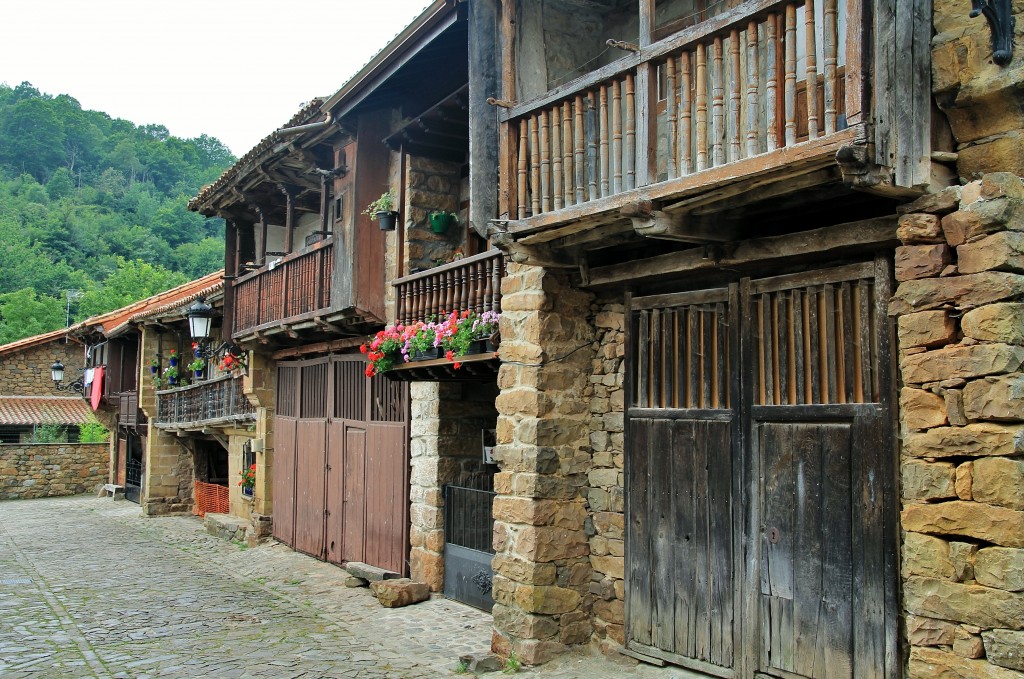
[77, 258, 186, 318]
[0, 288, 65, 344]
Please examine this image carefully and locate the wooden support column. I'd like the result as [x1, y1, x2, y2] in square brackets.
[280, 185, 295, 253]
[224, 219, 238, 339]
[635, 0, 655, 187]
[256, 207, 268, 264]
[470, 0, 500, 237]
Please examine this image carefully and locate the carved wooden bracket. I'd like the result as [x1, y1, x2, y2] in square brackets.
[971, 0, 1015, 66]
[623, 202, 735, 243]
[487, 222, 576, 268]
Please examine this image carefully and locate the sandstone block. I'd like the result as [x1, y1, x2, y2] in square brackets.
[889, 272, 1024, 315]
[898, 213, 947, 244]
[907, 615, 956, 646]
[963, 304, 1024, 345]
[493, 555, 557, 586]
[952, 628, 985, 659]
[910, 646, 1022, 679]
[959, 232, 1024, 275]
[902, 501, 1024, 547]
[983, 629, 1024, 671]
[491, 603, 560, 640]
[959, 133, 1024, 180]
[515, 526, 589, 562]
[950, 542, 978, 582]
[955, 461, 974, 500]
[590, 555, 624, 580]
[901, 344, 1024, 385]
[898, 310, 958, 348]
[901, 388, 949, 431]
[964, 374, 1024, 422]
[976, 547, 1024, 592]
[513, 584, 582, 615]
[981, 173, 1024, 201]
[896, 244, 952, 281]
[514, 638, 568, 665]
[973, 457, 1024, 510]
[903, 532, 955, 579]
[945, 390, 969, 426]
[900, 187, 962, 216]
[370, 578, 430, 608]
[904, 423, 1024, 458]
[902, 461, 957, 502]
[905, 576, 1024, 628]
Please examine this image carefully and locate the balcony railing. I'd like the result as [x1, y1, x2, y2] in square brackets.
[502, 0, 857, 221]
[155, 374, 255, 428]
[232, 239, 334, 336]
[393, 250, 505, 325]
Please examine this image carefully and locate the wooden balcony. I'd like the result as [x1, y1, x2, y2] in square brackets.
[393, 250, 505, 325]
[232, 239, 334, 337]
[154, 375, 255, 429]
[498, 0, 899, 244]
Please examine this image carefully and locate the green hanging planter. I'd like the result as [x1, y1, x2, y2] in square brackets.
[429, 211, 457, 234]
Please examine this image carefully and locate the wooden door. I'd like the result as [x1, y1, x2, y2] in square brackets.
[626, 259, 896, 679]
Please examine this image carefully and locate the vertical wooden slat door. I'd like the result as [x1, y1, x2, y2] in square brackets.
[627, 287, 740, 677]
[626, 259, 896, 679]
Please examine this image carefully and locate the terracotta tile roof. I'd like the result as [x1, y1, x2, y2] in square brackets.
[0, 329, 81, 358]
[71, 271, 225, 339]
[188, 99, 326, 212]
[0, 396, 93, 425]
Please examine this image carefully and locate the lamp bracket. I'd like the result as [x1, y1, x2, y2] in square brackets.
[971, 0, 1015, 66]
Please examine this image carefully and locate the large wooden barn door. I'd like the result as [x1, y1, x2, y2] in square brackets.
[626, 259, 896, 678]
[274, 355, 410, 575]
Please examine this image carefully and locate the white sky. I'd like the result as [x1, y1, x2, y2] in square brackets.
[0, 0, 432, 157]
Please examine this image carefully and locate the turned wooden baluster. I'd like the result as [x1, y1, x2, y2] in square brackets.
[823, 0, 839, 134]
[530, 114, 541, 215]
[729, 29, 742, 160]
[805, 0, 820, 139]
[612, 79, 623, 194]
[585, 94, 598, 202]
[562, 101, 574, 206]
[517, 121, 528, 219]
[599, 85, 610, 197]
[681, 51, 693, 174]
[460, 265, 470, 313]
[746, 21, 760, 157]
[476, 261, 486, 313]
[624, 72, 636, 190]
[695, 46, 708, 171]
[551, 105, 563, 210]
[483, 258, 494, 312]
[574, 95, 585, 203]
[766, 13, 780, 151]
[712, 37, 725, 166]
[540, 109, 552, 212]
[445, 269, 455, 315]
[666, 57, 678, 179]
[784, 4, 798, 146]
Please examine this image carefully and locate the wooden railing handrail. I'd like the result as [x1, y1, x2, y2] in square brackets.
[392, 249, 503, 285]
[499, 0, 790, 123]
[155, 372, 234, 396]
[233, 236, 334, 287]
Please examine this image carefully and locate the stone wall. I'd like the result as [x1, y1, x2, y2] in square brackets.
[891, 173, 1024, 676]
[409, 381, 499, 591]
[491, 264, 597, 664]
[0, 443, 108, 500]
[582, 303, 627, 655]
[0, 340, 84, 396]
[932, 0, 1024, 180]
[404, 156, 465, 275]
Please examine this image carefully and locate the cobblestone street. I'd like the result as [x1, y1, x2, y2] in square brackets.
[0, 496, 677, 679]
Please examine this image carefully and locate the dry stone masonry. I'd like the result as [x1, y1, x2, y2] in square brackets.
[0, 443, 107, 500]
[893, 173, 1024, 676]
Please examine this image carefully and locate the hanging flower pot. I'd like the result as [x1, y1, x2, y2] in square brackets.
[376, 210, 399, 231]
[429, 211, 457, 234]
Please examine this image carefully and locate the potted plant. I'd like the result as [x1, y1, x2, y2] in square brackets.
[167, 349, 179, 368]
[239, 463, 256, 498]
[163, 364, 179, 386]
[362, 191, 399, 231]
[187, 356, 206, 378]
[149, 356, 160, 375]
[428, 210, 458, 234]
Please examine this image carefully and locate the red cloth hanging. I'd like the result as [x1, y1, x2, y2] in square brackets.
[90, 366, 104, 411]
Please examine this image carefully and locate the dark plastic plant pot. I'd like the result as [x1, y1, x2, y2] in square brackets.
[429, 212, 454, 234]
[377, 211, 399, 231]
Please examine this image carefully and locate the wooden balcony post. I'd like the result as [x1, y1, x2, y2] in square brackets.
[573, 96, 585, 204]
[805, 0, 820, 139]
[562, 100, 574, 206]
[729, 29, 742, 161]
[280, 184, 296, 253]
[746, 21, 760, 157]
[552, 105, 563, 210]
[712, 37, 725, 166]
[784, 4, 798, 146]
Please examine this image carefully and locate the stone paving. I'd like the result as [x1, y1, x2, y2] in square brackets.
[0, 496, 682, 679]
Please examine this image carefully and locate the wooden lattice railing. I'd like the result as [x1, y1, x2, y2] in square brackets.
[155, 374, 255, 427]
[232, 240, 334, 336]
[392, 250, 505, 325]
[503, 0, 854, 219]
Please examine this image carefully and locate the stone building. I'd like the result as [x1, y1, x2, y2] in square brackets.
[183, 0, 1024, 676]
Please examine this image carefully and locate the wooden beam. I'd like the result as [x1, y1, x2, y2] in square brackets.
[629, 209, 739, 243]
[587, 216, 898, 287]
[271, 336, 365, 361]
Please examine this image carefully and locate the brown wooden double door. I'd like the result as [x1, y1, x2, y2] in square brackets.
[626, 260, 898, 678]
[273, 355, 410, 574]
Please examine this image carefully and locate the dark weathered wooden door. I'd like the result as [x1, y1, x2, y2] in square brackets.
[626, 259, 896, 678]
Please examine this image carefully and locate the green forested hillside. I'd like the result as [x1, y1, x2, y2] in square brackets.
[0, 81, 235, 343]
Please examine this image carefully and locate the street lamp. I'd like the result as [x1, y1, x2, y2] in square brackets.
[51, 359, 84, 393]
[186, 298, 214, 342]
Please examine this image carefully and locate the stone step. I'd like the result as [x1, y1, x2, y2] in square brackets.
[344, 561, 401, 582]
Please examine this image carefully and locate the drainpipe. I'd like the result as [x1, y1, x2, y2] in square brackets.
[277, 113, 334, 137]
